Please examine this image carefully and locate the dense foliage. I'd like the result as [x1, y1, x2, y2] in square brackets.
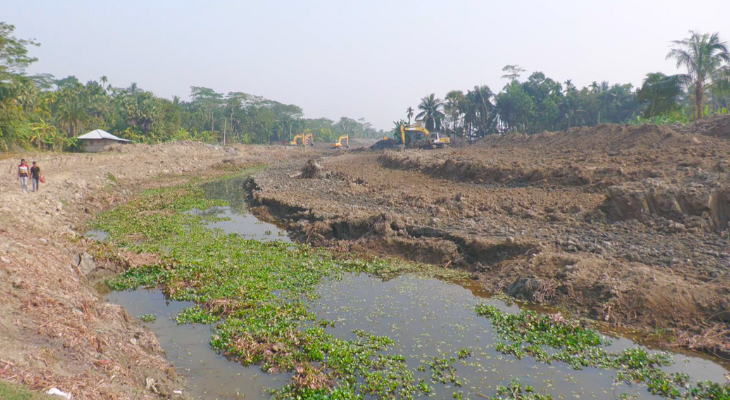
[0, 22, 385, 151]
[399, 31, 730, 139]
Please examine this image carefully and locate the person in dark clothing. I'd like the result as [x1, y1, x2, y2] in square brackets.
[30, 161, 41, 192]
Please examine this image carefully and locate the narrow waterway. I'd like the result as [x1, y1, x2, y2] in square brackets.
[104, 177, 729, 399]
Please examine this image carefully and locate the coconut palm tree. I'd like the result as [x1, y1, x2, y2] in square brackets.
[467, 85, 496, 136]
[406, 107, 414, 125]
[56, 100, 88, 136]
[666, 31, 730, 119]
[416, 94, 445, 131]
[444, 90, 464, 136]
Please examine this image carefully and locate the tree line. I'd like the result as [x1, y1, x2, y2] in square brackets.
[402, 31, 730, 139]
[0, 22, 385, 151]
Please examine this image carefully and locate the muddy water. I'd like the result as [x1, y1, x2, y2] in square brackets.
[105, 177, 729, 399]
[105, 289, 288, 399]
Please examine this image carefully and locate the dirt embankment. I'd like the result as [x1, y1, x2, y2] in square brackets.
[0, 142, 312, 399]
[246, 119, 730, 358]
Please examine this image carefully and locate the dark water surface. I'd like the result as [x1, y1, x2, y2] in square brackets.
[104, 177, 729, 399]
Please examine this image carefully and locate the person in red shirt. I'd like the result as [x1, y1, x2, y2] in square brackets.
[17, 159, 30, 194]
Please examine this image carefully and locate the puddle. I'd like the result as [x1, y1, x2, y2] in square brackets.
[85, 229, 109, 242]
[104, 177, 729, 399]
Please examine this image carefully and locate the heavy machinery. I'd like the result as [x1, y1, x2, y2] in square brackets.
[289, 134, 305, 146]
[330, 135, 350, 148]
[288, 133, 314, 146]
[399, 125, 450, 148]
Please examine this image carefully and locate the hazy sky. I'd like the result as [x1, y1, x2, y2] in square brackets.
[5, 0, 730, 129]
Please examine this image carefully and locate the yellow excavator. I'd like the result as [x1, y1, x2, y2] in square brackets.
[289, 134, 305, 146]
[399, 125, 450, 148]
[330, 135, 350, 148]
[289, 133, 314, 146]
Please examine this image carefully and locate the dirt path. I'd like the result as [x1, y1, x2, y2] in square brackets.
[0, 142, 318, 399]
[247, 121, 730, 359]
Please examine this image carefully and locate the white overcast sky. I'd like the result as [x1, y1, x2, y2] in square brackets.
[5, 0, 730, 129]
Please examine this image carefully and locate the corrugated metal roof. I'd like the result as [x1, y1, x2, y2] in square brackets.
[77, 129, 131, 142]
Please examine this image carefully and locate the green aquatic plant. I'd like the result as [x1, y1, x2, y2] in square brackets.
[491, 380, 552, 400]
[138, 313, 156, 322]
[97, 180, 469, 399]
[475, 305, 729, 399]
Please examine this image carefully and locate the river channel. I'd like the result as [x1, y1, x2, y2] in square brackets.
[105, 177, 729, 399]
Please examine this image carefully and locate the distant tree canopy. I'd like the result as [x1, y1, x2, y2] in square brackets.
[401, 31, 730, 138]
[0, 22, 385, 151]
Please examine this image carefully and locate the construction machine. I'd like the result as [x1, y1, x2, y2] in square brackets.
[330, 135, 350, 148]
[399, 125, 450, 148]
[288, 133, 314, 146]
[289, 134, 305, 146]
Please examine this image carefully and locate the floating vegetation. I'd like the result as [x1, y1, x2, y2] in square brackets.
[475, 305, 730, 399]
[138, 313, 156, 323]
[490, 380, 552, 400]
[97, 180, 468, 399]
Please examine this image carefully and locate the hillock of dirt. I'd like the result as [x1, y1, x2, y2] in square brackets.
[370, 138, 399, 150]
[672, 114, 730, 139]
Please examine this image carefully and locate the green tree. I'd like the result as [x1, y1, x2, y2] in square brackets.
[501, 65, 525, 82]
[416, 93, 445, 131]
[637, 73, 682, 117]
[190, 86, 223, 131]
[466, 85, 497, 136]
[444, 90, 464, 136]
[29, 119, 56, 150]
[406, 106, 413, 124]
[56, 100, 87, 136]
[0, 22, 39, 76]
[666, 31, 730, 119]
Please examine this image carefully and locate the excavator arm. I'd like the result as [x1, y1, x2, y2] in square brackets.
[331, 135, 349, 148]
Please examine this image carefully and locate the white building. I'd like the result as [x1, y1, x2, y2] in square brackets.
[77, 129, 131, 153]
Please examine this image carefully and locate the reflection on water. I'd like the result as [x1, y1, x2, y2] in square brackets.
[105, 177, 729, 399]
[198, 177, 290, 243]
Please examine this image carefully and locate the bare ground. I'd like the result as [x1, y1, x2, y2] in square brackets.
[247, 119, 730, 359]
[0, 142, 315, 399]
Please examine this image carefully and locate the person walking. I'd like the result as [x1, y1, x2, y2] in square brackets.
[17, 158, 30, 194]
[30, 161, 41, 192]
